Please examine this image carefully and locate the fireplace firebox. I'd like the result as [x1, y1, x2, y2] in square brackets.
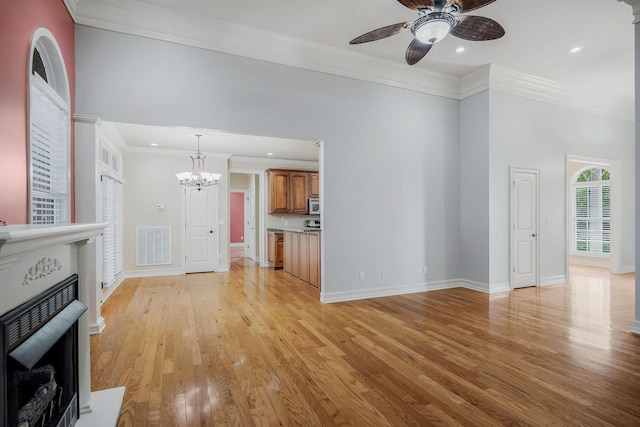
[0, 275, 86, 427]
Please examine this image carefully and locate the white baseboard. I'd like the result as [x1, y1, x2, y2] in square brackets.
[540, 275, 567, 286]
[455, 280, 510, 294]
[124, 268, 183, 278]
[614, 265, 635, 274]
[90, 317, 106, 335]
[632, 320, 640, 336]
[570, 256, 610, 269]
[102, 277, 124, 303]
[456, 279, 490, 293]
[216, 265, 230, 272]
[321, 280, 459, 303]
[230, 243, 244, 248]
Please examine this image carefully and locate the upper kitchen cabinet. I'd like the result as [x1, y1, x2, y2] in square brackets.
[267, 169, 318, 214]
[308, 173, 319, 199]
[268, 170, 290, 213]
[290, 172, 309, 214]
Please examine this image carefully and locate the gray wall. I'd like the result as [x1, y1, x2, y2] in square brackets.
[460, 91, 490, 285]
[75, 26, 462, 296]
[490, 90, 635, 286]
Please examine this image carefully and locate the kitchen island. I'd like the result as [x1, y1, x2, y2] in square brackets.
[268, 227, 321, 292]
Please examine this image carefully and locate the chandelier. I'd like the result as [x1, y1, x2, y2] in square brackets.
[176, 134, 221, 190]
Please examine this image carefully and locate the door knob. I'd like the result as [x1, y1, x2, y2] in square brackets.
[531, 233, 536, 237]
[209, 230, 214, 234]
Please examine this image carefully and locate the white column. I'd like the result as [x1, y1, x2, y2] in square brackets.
[619, 0, 640, 334]
[74, 115, 106, 334]
[75, 238, 94, 414]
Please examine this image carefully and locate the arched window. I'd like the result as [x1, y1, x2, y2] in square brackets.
[572, 167, 610, 255]
[28, 29, 71, 224]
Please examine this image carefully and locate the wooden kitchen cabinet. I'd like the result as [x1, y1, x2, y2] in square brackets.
[268, 231, 284, 269]
[284, 231, 293, 274]
[283, 230, 321, 291]
[308, 173, 319, 199]
[291, 231, 300, 278]
[267, 170, 290, 213]
[308, 232, 320, 289]
[299, 232, 309, 283]
[290, 172, 309, 213]
[267, 169, 317, 214]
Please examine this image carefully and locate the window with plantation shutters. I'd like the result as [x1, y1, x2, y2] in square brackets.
[102, 175, 123, 286]
[30, 76, 69, 224]
[28, 31, 71, 225]
[572, 167, 610, 255]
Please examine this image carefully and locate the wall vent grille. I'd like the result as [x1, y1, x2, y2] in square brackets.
[136, 226, 171, 266]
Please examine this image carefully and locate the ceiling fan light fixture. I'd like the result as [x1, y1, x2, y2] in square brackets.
[411, 12, 456, 45]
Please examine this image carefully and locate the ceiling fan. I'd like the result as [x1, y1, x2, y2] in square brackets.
[349, 0, 505, 65]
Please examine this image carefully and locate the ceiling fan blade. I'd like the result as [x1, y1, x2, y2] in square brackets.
[405, 38, 433, 65]
[396, 0, 435, 11]
[450, 16, 505, 41]
[446, 0, 497, 13]
[349, 22, 410, 44]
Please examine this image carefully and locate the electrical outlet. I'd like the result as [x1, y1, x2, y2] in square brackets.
[423, 266, 428, 274]
[284, 220, 289, 226]
[359, 272, 365, 281]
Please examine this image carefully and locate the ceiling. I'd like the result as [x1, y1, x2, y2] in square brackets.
[110, 122, 320, 162]
[73, 0, 635, 160]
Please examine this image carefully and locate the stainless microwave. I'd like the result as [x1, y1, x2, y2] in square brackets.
[308, 198, 320, 215]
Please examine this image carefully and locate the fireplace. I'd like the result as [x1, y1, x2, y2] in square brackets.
[0, 224, 124, 427]
[1, 275, 86, 427]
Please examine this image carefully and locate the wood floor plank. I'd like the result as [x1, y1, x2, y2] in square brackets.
[90, 262, 640, 426]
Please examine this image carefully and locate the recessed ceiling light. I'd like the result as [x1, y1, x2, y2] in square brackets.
[267, 152, 273, 156]
[150, 143, 158, 146]
[569, 46, 582, 53]
[456, 46, 466, 53]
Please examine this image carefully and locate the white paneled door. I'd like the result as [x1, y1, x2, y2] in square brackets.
[185, 186, 219, 273]
[511, 168, 539, 289]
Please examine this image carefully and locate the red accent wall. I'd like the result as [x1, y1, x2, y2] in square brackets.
[0, 0, 75, 224]
[230, 192, 244, 244]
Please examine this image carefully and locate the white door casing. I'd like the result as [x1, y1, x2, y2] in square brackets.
[244, 189, 256, 261]
[511, 168, 540, 289]
[185, 186, 219, 273]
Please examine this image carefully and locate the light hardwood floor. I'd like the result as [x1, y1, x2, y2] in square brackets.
[90, 262, 640, 426]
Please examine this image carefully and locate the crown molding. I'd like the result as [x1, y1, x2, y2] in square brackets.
[72, 0, 633, 122]
[73, 0, 460, 99]
[63, 0, 78, 20]
[618, 0, 640, 23]
[459, 65, 491, 99]
[489, 65, 634, 122]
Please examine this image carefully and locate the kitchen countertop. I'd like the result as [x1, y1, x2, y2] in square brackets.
[268, 227, 322, 233]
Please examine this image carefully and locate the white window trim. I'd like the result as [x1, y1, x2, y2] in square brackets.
[28, 28, 71, 224]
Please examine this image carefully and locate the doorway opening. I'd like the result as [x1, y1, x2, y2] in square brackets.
[566, 156, 623, 278]
[230, 171, 262, 265]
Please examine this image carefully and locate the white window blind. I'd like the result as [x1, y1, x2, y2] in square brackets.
[102, 175, 123, 286]
[30, 75, 69, 224]
[572, 184, 610, 254]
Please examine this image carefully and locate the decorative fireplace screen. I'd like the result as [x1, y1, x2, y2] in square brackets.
[0, 275, 86, 427]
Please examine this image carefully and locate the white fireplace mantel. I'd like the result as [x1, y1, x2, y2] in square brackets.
[0, 223, 106, 262]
